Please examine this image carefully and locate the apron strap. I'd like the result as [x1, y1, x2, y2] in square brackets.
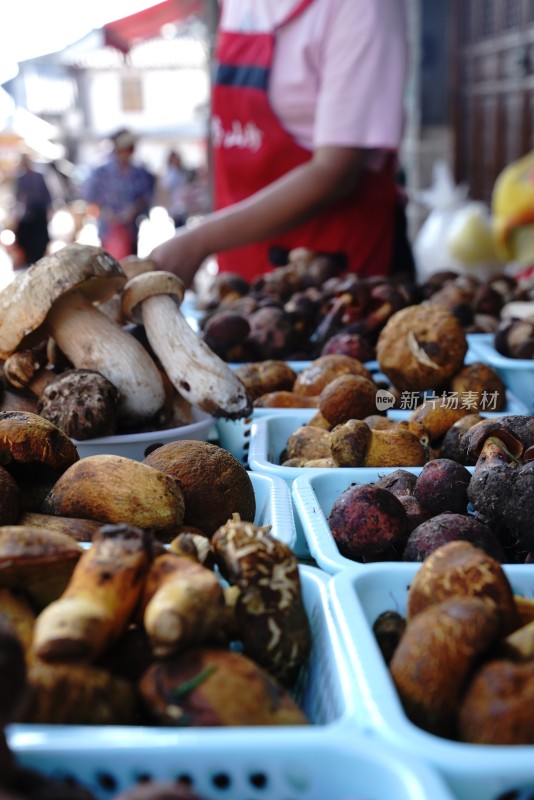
[277, 0, 316, 30]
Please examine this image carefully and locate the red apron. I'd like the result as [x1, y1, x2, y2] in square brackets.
[212, 0, 398, 281]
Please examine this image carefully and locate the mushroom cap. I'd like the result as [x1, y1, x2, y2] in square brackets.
[407, 539, 518, 630]
[121, 270, 186, 326]
[462, 414, 534, 459]
[37, 369, 120, 440]
[143, 440, 256, 537]
[376, 303, 468, 392]
[0, 525, 83, 609]
[43, 454, 186, 539]
[0, 244, 126, 360]
[0, 410, 79, 470]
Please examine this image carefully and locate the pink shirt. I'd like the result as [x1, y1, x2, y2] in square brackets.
[219, 0, 409, 155]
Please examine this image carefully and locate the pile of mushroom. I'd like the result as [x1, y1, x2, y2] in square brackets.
[383, 540, 534, 745]
[0, 244, 252, 440]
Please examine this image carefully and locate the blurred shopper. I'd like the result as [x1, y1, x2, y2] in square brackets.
[158, 149, 189, 229]
[82, 129, 155, 259]
[12, 154, 53, 268]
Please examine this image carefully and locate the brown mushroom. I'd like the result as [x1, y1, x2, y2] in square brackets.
[406, 540, 518, 632]
[457, 658, 534, 744]
[390, 595, 504, 737]
[376, 303, 468, 392]
[32, 523, 153, 664]
[143, 440, 256, 537]
[0, 410, 79, 511]
[448, 361, 507, 412]
[37, 368, 120, 440]
[0, 243, 165, 423]
[42, 454, 186, 541]
[0, 525, 83, 610]
[212, 513, 311, 685]
[329, 418, 427, 467]
[292, 354, 373, 396]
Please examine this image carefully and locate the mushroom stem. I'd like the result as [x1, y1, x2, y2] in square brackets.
[45, 289, 165, 422]
[3, 348, 59, 398]
[121, 272, 251, 419]
[141, 294, 251, 418]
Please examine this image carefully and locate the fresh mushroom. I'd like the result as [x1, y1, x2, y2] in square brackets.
[37, 369, 120, 440]
[0, 410, 80, 512]
[121, 269, 252, 419]
[42, 454, 186, 542]
[2, 345, 57, 397]
[0, 243, 165, 423]
[212, 513, 311, 685]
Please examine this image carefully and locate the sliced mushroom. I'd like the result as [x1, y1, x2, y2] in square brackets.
[0, 243, 165, 423]
[121, 269, 252, 420]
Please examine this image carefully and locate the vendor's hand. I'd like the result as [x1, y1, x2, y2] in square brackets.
[149, 226, 207, 290]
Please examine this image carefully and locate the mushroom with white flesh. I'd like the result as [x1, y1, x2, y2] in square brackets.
[121, 269, 252, 419]
[0, 244, 165, 424]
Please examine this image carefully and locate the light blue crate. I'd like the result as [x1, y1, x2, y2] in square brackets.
[292, 467, 424, 573]
[8, 565, 388, 800]
[8, 723, 456, 800]
[249, 471, 297, 550]
[329, 562, 534, 800]
[247, 398, 526, 557]
[466, 335, 534, 414]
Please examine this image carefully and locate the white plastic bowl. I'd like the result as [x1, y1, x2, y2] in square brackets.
[73, 408, 215, 461]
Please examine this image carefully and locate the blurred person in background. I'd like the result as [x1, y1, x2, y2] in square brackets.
[158, 149, 189, 229]
[12, 153, 53, 268]
[82, 129, 155, 260]
[149, 0, 414, 289]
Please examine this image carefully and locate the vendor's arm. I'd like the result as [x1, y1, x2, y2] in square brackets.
[149, 144, 366, 288]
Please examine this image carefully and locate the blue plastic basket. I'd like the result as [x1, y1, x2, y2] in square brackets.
[291, 467, 428, 573]
[8, 724, 457, 800]
[467, 334, 534, 414]
[329, 562, 534, 800]
[248, 471, 297, 550]
[7, 565, 383, 800]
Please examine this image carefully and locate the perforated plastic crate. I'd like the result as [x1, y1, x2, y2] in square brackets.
[8, 565, 366, 800]
[329, 562, 534, 800]
[291, 467, 427, 573]
[249, 471, 297, 549]
[467, 333, 534, 414]
[8, 724, 457, 800]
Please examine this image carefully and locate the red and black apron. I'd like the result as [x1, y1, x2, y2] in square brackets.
[212, 0, 398, 281]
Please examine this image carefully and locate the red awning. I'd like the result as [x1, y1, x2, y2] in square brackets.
[103, 0, 204, 53]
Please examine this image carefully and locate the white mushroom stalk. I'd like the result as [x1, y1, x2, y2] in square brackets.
[121, 271, 252, 419]
[46, 289, 165, 422]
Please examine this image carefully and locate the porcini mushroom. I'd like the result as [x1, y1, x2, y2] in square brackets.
[212, 513, 311, 685]
[121, 269, 252, 419]
[0, 410, 79, 511]
[0, 244, 165, 423]
[42, 454, 186, 541]
[37, 369, 120, 440]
